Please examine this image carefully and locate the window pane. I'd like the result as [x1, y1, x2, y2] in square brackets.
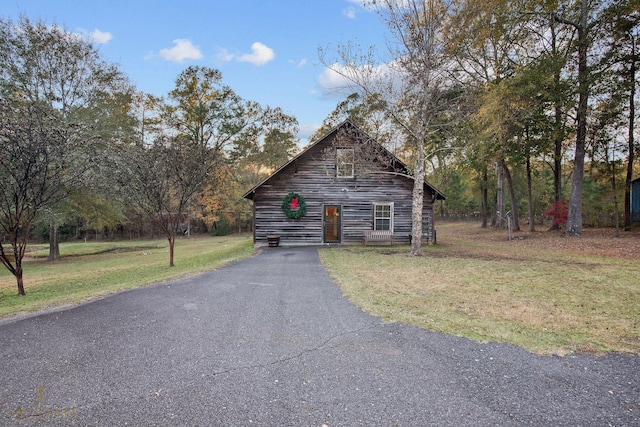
[373, 203, 392, 231]
[336, 148, 354, 177]
[337, 163, 353, 177]
[375, 205, 390, 218]
[375, 219, 390, 230]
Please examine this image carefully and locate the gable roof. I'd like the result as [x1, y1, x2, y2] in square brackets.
[243, 120, 445, 200]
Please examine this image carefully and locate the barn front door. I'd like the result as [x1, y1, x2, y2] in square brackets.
[323, 205, 342, 243]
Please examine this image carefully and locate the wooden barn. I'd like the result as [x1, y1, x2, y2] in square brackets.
[242, 120, 445, 246]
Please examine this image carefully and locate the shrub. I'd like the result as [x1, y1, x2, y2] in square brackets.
[543, 199, 569, 226]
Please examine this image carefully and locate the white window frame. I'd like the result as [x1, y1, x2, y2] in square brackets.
[373, 202, 394, 231]
[336, 148, 354, 178]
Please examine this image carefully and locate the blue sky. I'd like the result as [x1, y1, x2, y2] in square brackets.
[5, 0, 388, 141]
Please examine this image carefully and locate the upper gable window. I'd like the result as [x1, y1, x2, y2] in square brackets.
[336, 148, 354, 178]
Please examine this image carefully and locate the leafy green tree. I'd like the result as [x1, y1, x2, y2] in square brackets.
[0, 16, 133, 262]
[250, 105, 299, 171]
[0, 98, 90, 295]
[262, 129, 298, 170]
[597, 0, 639, 228]
[554, 0, 590, 235]
[445, 0, 534, 230]
[311, 93, 393, 146]
[119, 66, 259, 266]
[551, 0, 611, 235]
[438, 170, 477, 219]
[0, 17, 130, 294]
[229, 104, 299, 191]
[164, 66, 252, 151]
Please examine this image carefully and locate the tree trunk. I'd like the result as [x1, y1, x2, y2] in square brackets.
[168, 235, 175, 267]
[16, 261, 25, 296]
[550, 99, 564, 231]
[566, 0, 589, 237]
[526, 150, 535, 232]
[481, 168, 488, 228]
[624, 36, 636, 229]
[48, 223, 60, 261]
[1, 245, 24, 295]
[611, 148, 621, 237]
[501, 159, 520, 232]
[410, 142, 425, 256]
[550, 20, 564, 231]
[495, 160, 504, 229]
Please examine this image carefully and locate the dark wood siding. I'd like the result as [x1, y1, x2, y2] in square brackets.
[252, 132, 436, 246]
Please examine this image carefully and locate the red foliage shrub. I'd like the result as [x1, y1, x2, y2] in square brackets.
[543, 199, 569, 226]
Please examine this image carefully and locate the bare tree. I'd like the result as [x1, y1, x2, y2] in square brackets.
[119, 136, 214, 266]
[319, 0, 453, 256]
[0, 99, 90, 295]
[118, 66, 257, 266]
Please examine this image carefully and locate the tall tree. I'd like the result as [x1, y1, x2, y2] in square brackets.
[0, 99, 90, 295]
[119, 67, 255, 266]
[250, 105, 300, 171]
[557, 0, 590, 235]
[518, 10, 574, 230]
[0, 16, 133, 260]
[119, 135, 213, 266]
[553, 0, 610, 235]
[311, 93, 393, 146]
[598, 0, 639, 228]
[320, 0, 453, 256]
[164, 66, 252, 151]
[445, 0, 532, 230]
[0, 17, 130, 294]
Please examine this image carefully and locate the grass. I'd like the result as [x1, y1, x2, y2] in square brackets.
[318, 222, 640, 355]
[0, 235, 255, 320]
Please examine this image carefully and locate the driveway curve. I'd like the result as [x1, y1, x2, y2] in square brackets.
[1, 246, 638, 426]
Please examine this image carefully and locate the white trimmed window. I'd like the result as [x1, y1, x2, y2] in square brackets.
[336, 148, 354, 178]
[373, 202, 393, 231]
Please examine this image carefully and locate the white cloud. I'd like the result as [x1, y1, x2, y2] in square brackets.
[317, 63, 360, 95]
[216, 47, 235, 62]
[219, 42, 276, 66]
[294, 58, 308, 68]
[75, 28, 112, 44]
[317, 61, 402, 100]
[298, 123, 321, 140]
[343, 6, 357, 19]
[237, 42, 275, 66]
[158, 39, 203, 62]
[89, 29, 112, 44]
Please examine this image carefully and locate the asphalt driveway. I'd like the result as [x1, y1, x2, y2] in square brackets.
[1, 246, 638, 426]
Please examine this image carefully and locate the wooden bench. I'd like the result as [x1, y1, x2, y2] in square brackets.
[363, 230, 394, 246]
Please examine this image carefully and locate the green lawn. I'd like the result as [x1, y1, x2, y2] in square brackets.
[318, 223, 640, 355]
[0, 235, 255, 320]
